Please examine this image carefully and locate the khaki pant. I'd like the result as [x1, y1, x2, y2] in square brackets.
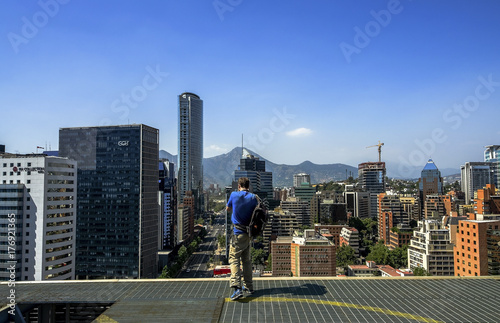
[229, 233, 253, 290]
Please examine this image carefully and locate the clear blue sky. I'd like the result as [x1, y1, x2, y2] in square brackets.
[1, 0, 500, 177]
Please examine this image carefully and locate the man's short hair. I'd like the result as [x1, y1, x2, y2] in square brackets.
[238, 177, 250, 189]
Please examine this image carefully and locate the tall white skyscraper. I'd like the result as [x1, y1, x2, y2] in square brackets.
[178, 92, 203, 205]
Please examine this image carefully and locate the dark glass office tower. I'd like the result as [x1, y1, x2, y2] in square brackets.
[59, 124, 159, 279]
[178, 93, 203, 207]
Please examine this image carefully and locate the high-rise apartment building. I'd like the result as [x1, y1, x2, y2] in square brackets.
[424, 195, 454, 219]
[0, 154, 77, 281]
[59, 124, 159, 279]
[408, 219, 455, 276]
[178, 92, 203, 208]
[293, 173, 311, 187]
[461, 162, 495, 204]
[474, 184, 500, 215]
[454, 219, 500, 276]
[378, 194, 414, 244]
[484, 145, 500, 189]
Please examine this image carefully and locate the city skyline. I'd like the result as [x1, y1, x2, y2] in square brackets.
[1, 1, 500, 178]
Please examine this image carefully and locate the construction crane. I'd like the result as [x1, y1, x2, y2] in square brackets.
[366, 141, 384, 162]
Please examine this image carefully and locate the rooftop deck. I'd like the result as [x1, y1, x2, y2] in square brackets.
[1, 276, 499, 322]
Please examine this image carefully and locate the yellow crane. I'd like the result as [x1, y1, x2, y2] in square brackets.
[366, 141, 384, 162]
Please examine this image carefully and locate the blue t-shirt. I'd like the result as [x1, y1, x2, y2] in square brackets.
[227, 190, 258, 235]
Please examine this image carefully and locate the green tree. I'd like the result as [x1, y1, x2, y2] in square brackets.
[188, 241, 197, 254]
[178, 245, 188, 263]
[217, 234, 226, 249]
[348, 217, 365, 233]
[336, 244, 357, 268]
[265, 254, 272, 271]
[362, 217, 378, 237]
[251, 248, 266, 267]
[213, 202, 226, 213]
[387, 245, 408, 269]
[366, 241, 389, 265]
[413, 267, 432, 276]
[159, 265, 169, 278]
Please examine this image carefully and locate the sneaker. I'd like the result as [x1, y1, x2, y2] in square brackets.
[242, 286, 254, 294]
[230, 288, 243, 301]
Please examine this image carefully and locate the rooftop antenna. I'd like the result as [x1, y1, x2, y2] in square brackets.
[242, 134, 244, 158]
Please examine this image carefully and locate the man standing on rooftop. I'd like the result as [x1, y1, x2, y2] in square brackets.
[226, 177, 257, 300]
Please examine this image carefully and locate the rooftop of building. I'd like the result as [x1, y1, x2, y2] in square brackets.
[3, 277, 499, 323]
[422, 159, 439, 171]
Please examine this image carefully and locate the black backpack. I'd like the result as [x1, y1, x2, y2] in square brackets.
[235, 196, 268, 238]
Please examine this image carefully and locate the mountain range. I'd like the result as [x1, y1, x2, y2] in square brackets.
[160, 147, 358, 188]
[160, 147, 461, 188]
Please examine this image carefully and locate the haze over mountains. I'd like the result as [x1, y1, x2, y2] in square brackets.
[160, 147, 461, 188]
[160, 147, 358, 188]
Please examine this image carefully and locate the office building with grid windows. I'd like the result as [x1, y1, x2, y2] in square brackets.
[0, 154, 76, 281]
[59, 124, 159, 279]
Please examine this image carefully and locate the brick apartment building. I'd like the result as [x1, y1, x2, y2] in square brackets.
[272, 230, 336, 277]
[474, 184, 500, 215]
[454, 219, 500, 276]
[271, 237, 293, 277]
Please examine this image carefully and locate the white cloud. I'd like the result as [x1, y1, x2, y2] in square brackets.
[286, 127, 312, 137]
[204, 144, 229, 156]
